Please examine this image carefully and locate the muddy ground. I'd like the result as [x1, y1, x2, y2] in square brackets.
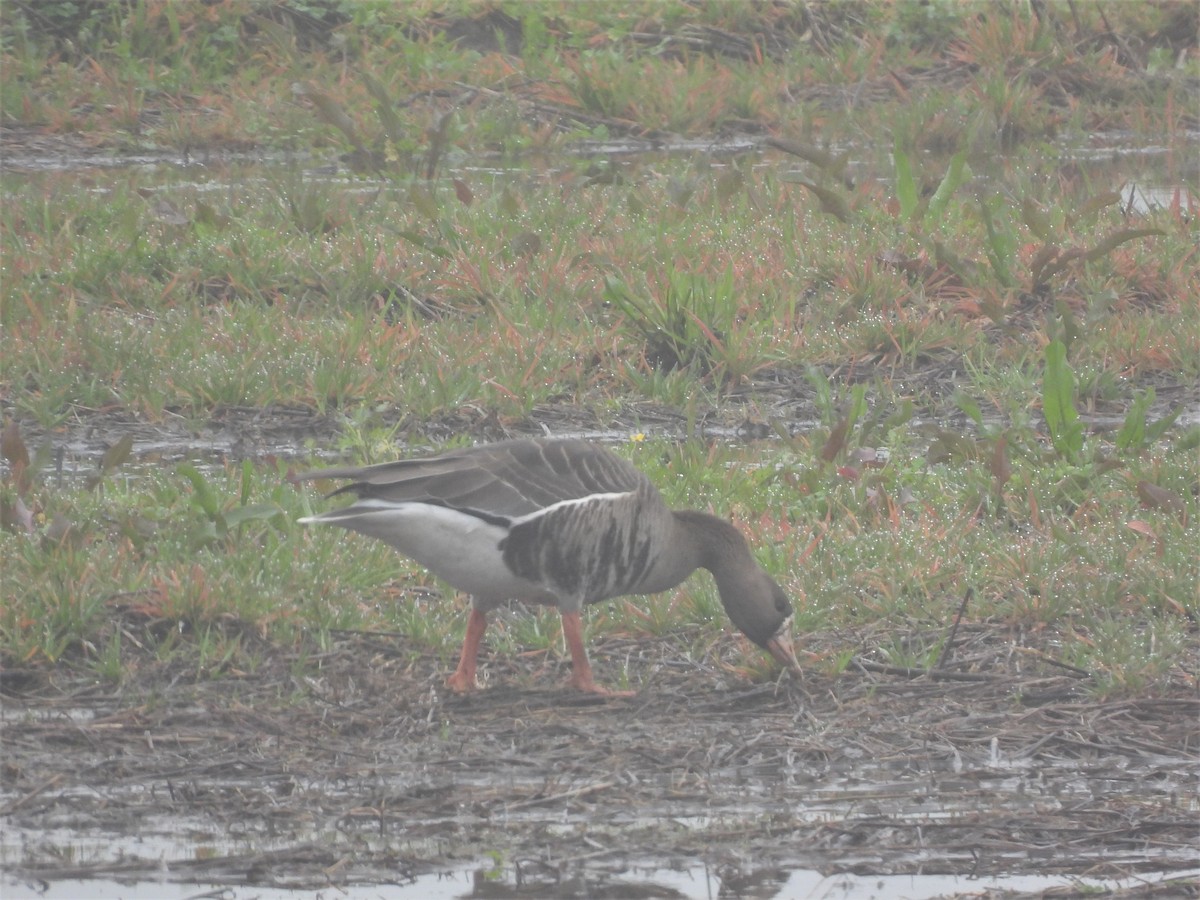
[2, 369, 1199, 899]
[3, 397, 1200, 898]
[2, 611, 1197, 897]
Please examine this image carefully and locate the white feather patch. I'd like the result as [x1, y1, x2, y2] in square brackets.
[302, 500, 544, 600]
[510, 490, 635, 526]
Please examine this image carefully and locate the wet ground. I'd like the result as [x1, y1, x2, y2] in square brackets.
[2, 617, 1197, 899]
[3, 70, 1199, 898]
[3, 332, 1198, 900]
[3, 388, 1200, 899]
[13, 361, 1200, 475]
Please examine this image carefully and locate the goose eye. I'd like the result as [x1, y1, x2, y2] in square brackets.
[772, 585, 792, 615]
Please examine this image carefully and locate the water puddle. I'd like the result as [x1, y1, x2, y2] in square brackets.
[3, 735, 1195, 895]
[5, 867, 1200, 900]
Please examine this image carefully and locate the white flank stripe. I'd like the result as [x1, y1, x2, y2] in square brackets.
[511, 490, 634, 526]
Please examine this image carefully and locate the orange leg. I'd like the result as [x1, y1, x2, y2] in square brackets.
[560, 609, 635, 697]
[445, 608, 488, 692]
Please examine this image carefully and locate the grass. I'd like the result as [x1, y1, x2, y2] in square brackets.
[4, 148, 1193, 421]
[3, 413, 1194, 696]
[1, 1, 1197, 699]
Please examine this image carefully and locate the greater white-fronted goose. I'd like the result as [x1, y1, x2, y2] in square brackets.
[296, 438, 801, 694]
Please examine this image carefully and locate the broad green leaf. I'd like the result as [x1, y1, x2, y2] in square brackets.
[303, 85, 364, 152]
[100, 434, 134, 474]
[1115, 388, 1152, 451]
[362, 72, 405, 146]
[766, 137, 848, 175]
[797, 180, 851, 222]
[407, 185, 440, 222]
[882, 400, 915, 432]
[179, 463, 220, 519]
[893, 140, 918, 220]
[848, 384, 869, 427]
[926, 429, 978, 464]
[499, 188, 520, 217]
[1029, 244, 1061, 288]
[1082, 228, 1164, 263]
[978, 197, 1016, 288]
[1175, 425, 1200, 452]
[716, 168, 744, 204]
[1042, 340, 1083, 458]
[1021, 197, 1056, 241]
[222, 503, 284, 530]
[1145, 405, 1183, 446]
[1071, 190, 1121, 225]
[395, 230, 450, 258]
[927, 151, 968, 222]
[932, 238, 980, 282]
[952, 391, 984, 426]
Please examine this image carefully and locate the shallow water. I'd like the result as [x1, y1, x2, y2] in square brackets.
[4, 694, 1197, 896]
[5, 868, 1200, 900]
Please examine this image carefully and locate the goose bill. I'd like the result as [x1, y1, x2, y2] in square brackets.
[765, 619, 803, 675]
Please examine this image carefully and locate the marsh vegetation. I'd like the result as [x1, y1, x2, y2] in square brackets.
[2, 2, 1197, 896]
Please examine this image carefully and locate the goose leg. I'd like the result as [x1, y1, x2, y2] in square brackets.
[446, 608, 488, 692]
[560, 610, 635, 696]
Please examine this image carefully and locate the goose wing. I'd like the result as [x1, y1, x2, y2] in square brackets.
[297, 438, 651, 520]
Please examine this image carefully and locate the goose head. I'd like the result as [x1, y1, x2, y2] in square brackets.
[674, 510, 803, 675]
[721, 567, 803, 675]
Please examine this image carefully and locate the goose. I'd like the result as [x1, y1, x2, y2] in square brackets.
[296, 437, 801, 695]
